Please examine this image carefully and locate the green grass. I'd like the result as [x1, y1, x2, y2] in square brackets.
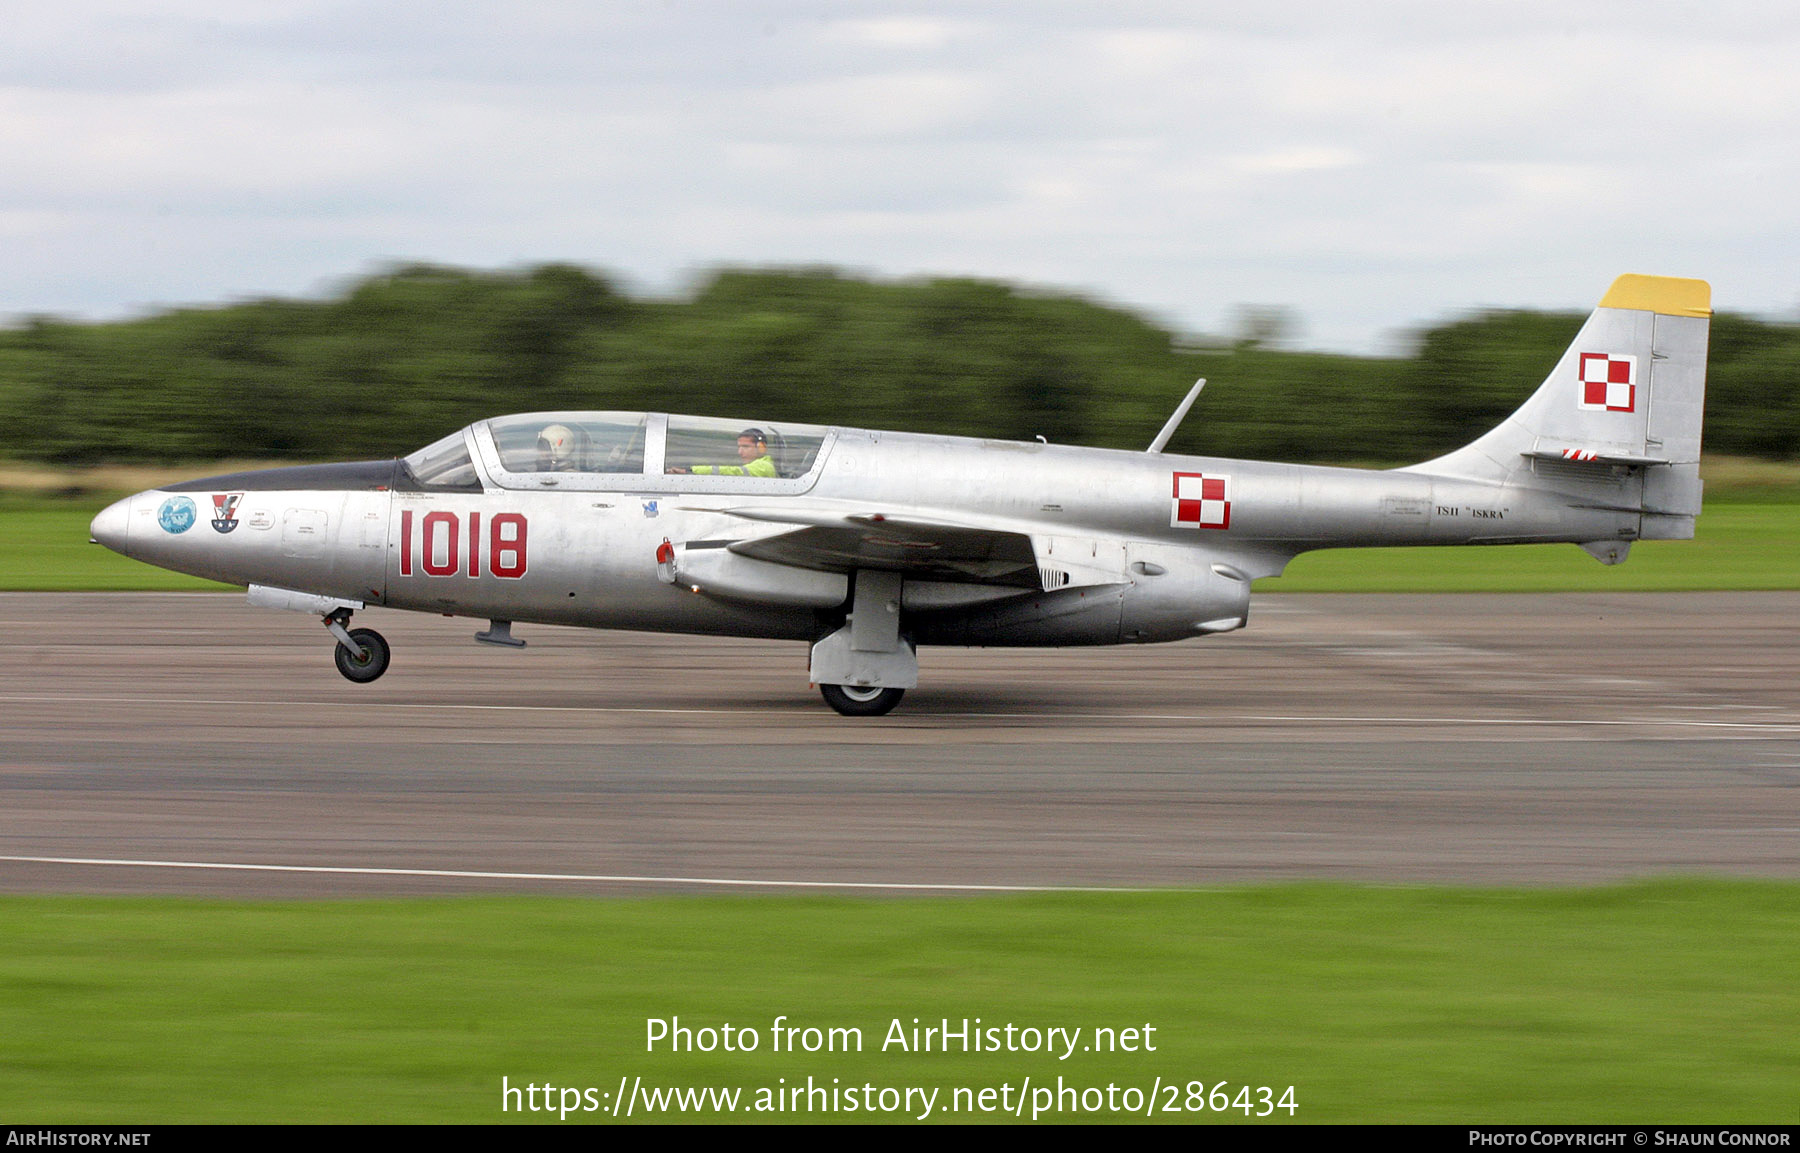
[1266, 503, 1800, 592]
[1, 882, 1796, 1124]
[7, 494, 1795, 593]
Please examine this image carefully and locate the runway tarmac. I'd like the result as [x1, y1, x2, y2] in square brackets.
[1, 591, 1796, 895]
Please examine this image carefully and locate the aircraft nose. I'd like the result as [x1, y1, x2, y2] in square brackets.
[89, 495, 133, 553]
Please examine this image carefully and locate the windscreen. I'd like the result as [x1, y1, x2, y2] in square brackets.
[402, 431, 482, 490]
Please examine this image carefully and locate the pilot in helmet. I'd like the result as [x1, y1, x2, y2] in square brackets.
[537, 423, 579, 472]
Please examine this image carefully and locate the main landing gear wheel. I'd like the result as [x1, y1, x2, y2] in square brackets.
[820, 683, 905, 717]
[333, 628, 391, 684]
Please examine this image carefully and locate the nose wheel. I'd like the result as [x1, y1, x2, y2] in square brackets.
[323, 610, 390, 684]
[333, 628, 391, 683]
[819, 683, 905, 717]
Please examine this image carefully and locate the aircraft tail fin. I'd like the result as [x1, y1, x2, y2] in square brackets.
[1405, 275, 1711, 540]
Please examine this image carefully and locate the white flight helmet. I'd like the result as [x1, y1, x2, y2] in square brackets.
[537, 423, 578, 471]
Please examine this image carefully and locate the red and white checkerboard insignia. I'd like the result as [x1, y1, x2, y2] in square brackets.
[1577, 352, 1636, 412]
[1172, 471, 1230, 529]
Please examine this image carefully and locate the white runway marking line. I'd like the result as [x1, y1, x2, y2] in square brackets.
[0, 855, 1153, 894]
[4, 694, 1798, 732]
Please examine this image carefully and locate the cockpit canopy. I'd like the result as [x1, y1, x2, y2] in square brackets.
[402, 412, 833, 492]
[490, 413, 648, 475]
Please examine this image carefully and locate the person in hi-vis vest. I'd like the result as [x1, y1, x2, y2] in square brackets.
[668, 428, 777, 477]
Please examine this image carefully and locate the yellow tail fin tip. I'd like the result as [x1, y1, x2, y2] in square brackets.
[1599, 274, 1712, 318]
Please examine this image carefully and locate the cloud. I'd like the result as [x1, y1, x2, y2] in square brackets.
[1, 1, 1795, 348]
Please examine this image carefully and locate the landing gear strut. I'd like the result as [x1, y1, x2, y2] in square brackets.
[324, 608, 390, 684]
[809, 570, 916, 717]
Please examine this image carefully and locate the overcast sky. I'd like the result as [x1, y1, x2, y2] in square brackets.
[4, 0, 1796, 350]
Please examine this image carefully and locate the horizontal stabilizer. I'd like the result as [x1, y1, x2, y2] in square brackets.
[1522, 446, 1672, 468]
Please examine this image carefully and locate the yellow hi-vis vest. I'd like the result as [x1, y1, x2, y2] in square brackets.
[691, 455, 777, 477]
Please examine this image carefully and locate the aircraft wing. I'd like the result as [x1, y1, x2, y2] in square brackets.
[706, 507, 1042, 586]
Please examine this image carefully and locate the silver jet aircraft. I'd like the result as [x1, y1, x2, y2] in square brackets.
[90, 274, 1710, 715]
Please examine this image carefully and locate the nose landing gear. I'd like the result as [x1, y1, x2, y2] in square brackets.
[323, 608, 390, 683]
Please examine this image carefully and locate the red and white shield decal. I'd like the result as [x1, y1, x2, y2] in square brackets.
[1577, 352, 1636, 412]
[1172, 471, 1230, 529]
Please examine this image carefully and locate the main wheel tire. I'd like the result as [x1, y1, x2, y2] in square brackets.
[820, 683, 905, 717]
[333, 627, 390, 684]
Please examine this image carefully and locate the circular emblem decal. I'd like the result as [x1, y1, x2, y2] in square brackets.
[157, 496, 198, 534]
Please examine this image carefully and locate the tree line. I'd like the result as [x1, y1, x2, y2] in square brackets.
[2, 263, 1794, 465]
